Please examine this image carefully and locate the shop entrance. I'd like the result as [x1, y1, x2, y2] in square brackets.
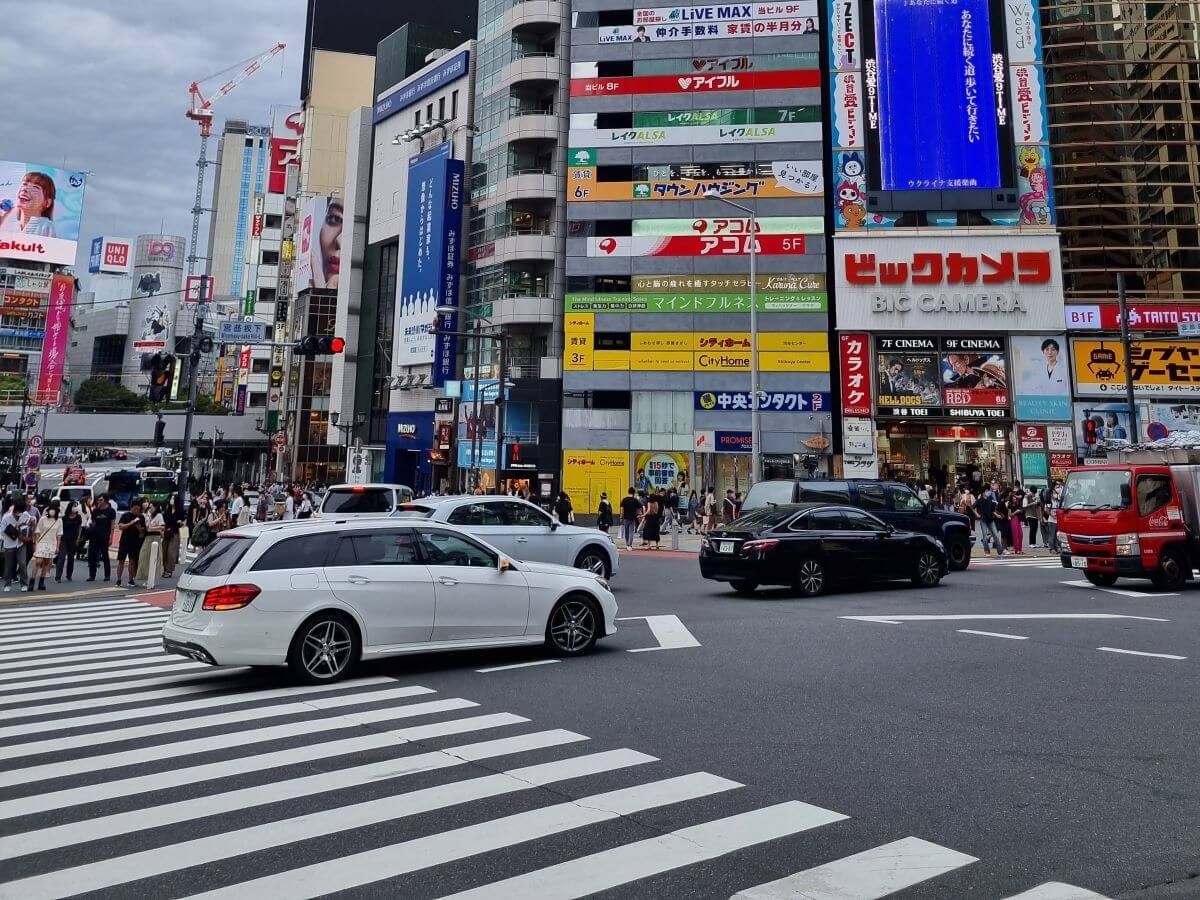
[878, 423, 1012, 493]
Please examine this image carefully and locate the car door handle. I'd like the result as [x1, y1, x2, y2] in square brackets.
[347, 575, 371, 584]
[515, 537, 529, 543]
[439, 576, 459, 586]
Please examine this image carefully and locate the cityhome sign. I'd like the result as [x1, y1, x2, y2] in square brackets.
[835, 233, 1065, 332]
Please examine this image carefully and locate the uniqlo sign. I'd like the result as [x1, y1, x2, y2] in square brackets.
[839, 332, 872, 416]
[87, 237, 132, 275]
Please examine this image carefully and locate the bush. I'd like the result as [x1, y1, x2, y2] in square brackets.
[74, 378, 147, 413]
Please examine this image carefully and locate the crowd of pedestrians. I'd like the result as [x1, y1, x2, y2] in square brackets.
[943, 478, 1063, 557]
[588, 469, 745, 550]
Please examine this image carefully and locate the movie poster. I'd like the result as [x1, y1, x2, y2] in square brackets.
[876, 337, 941, 410]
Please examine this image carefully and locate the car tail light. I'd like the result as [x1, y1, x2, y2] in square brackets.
[202, 584, 261, 611]
[741, 539, 779, 556]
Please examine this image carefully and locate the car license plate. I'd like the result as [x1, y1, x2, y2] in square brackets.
[1070, 556, 1089, 569]
[175, 590, 197, 612]
[718, 541, 734, 554]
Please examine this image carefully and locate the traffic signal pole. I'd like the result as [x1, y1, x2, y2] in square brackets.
[1117, 272, 1138, 440]
[179, 276, 208, 502]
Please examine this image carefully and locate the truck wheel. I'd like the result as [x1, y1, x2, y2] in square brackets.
[1150, 549, 1187, 591]
[947, 538, 970, 571]
[1084, 571, 1117, 587]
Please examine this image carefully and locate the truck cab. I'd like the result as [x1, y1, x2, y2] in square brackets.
[1058, 458, 1199, 590]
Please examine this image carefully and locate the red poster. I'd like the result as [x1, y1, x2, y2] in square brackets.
[36, 274, 74, 405]
[269, 134, 300, 194]
[1049, 452, 1076, 470]
[239, 348, 251, 371]
[1018, 424, 1047, 449]
[839, 332, 872, 416]
[589, 234, 806, 257]
[571, 69, 819, 97]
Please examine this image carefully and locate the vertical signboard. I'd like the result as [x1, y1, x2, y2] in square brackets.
[36, 274, 74, 404]
[839, 332, 872, 416]
[269, 107, 303, 194]
[397, 143, 464, 386]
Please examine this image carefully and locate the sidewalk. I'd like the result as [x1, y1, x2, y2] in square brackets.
[610, 530, 1060, 557]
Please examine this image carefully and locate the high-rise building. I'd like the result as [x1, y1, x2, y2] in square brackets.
[1043, 0, 1200, 304]
[205, 120, 271, 301]
[461, 0, 567, 496]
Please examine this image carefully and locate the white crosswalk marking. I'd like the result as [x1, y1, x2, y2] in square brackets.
[730, 836, 977, 899]
[1002, 883, 1112, 899]
[0, 599, 141, 621]
[0, 599, 1099, 900]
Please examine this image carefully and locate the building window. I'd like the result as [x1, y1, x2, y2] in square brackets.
[261, 250, 279, 265]
[415, 109, 421, 127]
[439, 96, 446, 120]
[249, 392, 267, 408]
[426, 102, 434, 122]
[265, 214, 282, 229]
[451, 90, 459, 118]
[252, 358, 270, 374]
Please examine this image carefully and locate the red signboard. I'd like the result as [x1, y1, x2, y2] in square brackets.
[570, 69, 819, 97]
[1049, 452, 1076, 472]
[932, 425, 981, 439]
[839, 332, 872, 417]
[252, 214, 264, 237]
[35, 274, 73, 405]
[590, 234, 806, 257]
[467, 242, 496, 263]
[103, 241, 130, 270]
[1066, 303, 1200, 332]
[239, 348, 251, 371]
[1018, 424, 1047, 450]
[844, 250, 1053, 287]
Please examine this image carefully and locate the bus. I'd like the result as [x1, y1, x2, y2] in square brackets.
[107, 467, 178, 509]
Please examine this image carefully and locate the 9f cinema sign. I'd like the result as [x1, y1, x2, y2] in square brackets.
[835, 233, 1065, 332]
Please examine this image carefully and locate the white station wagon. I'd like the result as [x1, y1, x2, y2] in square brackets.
[162, 518, 618, 683]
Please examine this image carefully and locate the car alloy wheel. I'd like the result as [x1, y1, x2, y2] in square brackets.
[548, 597, 598, 655]
[575, 549, 609, 578]
[299, 619, 354, 680]
[915, 552, 942, 587]
[796, 559, 825, 596]
[947, 539, 970, 571]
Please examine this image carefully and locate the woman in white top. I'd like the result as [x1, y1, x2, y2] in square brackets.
[134, 501, 166, 587]
[29, 504, 62, 592]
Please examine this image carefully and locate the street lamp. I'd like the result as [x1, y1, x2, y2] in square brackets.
[704, 189, 761, 484]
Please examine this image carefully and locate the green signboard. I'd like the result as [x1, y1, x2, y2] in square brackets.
[244, 289, 256, 317]
[633, 106, 821, 128]
[1020, 451, 1049, 480]
[568, 148, 596, 166]
[564, 292, 828, 314]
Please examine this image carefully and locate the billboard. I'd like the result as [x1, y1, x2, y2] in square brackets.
[571, 69, 818, 98]
[269, 107, 303, 194]
[295, 196, 343, 291]
[569, 108, 822, 147]
[88, 237, 132, 275]
[34, 274, 73, 405]
[594, 17, 817, 42]
[839, 332, 873, 416]
[1147, 402, 1200, 438]
[875, 335, 1010, 419]
[568, 160, 823, 201]
[0, 161, 87, 266]
[587, 234, 808, 257]
[834, 233, 1064, 331]
[1010, 334, 1070, 420]
[1063, 303, 1200, 332]
[564, 290, 826, 314]
[1071, 338, 1200, 397]
[396, 143, 465, 385]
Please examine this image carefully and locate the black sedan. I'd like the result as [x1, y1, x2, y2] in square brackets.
[699, 503, 948, 596]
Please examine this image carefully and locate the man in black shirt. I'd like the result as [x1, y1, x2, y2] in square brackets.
[115, 500, 145, 587]
[88, 496, 116, 582]
[619, 488, 641, 549]
[722, 489, 737, 524]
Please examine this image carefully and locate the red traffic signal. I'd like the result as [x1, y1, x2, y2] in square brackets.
[293, 336, 346, 358]
[328, 336, 346, 353]
[1083, 418, 1098, 445]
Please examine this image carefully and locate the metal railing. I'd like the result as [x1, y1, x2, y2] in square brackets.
[471, 219, 553, 243]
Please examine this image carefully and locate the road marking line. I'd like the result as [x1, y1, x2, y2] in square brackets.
[0, 729, 589, 859]
[179, 772, 740, 900]
[0, 654, 189, 685]
[0, 670, 244, 711]
[0, 644, 166, 671]
[0, 712, 528, 822]
[476, 659, 561, 672]
[731, 836, 977, 900]
[0, 660, 203, 693]
[619, 614, 701, 652]
[1097, 646, 1186, 661]
[0, 587, 133, 605]
[0, 619, 167, 645]
[1061, 580, 1178, 598]
[842, 613, 1169, 625]
[0, 688, 452, 790]
[0, 623, 165, 648]
[0, 637, 162, 663]
[6, 745, 643, 896]
[0, 610, 168, 636]
[1002, 882, 1112, 899]
[0, 683, 429, 760]
[0, 628, 163, 652]
[0, 676, 397, 740]
[0, 598, 139, 619]
[957, 629, 1029, 641]
[440, 801, 848, 900]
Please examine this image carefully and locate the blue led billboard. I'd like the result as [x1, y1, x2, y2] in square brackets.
[873, 0, 1002, 191]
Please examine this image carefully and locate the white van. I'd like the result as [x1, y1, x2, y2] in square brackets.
[55, 485, 95, 507]
[318, 483, 414, 518]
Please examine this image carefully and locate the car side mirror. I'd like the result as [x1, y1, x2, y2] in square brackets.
[886, 524, 896, 534]
[1119, 483, 1132, 509]
[549, 520, 559, 530]
[498, 558, 512, 573]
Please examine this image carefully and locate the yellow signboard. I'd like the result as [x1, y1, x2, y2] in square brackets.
[565, 331, 593, 370]
[562, 449, 629, 514]
[565, 313, 595, 331]
[1072, 338, 1200, 396]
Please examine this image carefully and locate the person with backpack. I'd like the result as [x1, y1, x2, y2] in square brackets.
[596, 492, 613, 534]
[87, 496, 115, 582]
[974, 487, 1002, 557]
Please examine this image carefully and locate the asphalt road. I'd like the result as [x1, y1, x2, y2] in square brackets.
[0, 553, 1197, 898]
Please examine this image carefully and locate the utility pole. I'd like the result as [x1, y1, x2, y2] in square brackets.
[470, 320, 482, 491]
[179, 275, 208, 502]
[1117, 272, 1138, 440]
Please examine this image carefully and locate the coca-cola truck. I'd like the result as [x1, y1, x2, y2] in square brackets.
[1058, 446, 1200, 591]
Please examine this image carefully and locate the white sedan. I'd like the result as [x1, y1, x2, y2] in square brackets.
[162, 518, 618, 683]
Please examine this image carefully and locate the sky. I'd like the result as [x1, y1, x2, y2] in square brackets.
[0, 0, 304, 281]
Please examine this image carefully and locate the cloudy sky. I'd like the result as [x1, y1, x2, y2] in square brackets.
[0, 0, 304, 280]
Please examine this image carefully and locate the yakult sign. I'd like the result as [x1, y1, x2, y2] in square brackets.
[835, 233, 1065, 332]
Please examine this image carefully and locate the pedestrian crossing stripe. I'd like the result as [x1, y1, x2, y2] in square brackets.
[0, 593, 1114, 899]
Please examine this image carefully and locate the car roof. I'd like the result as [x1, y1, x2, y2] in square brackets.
[222, 517, 469, 540]
[325, 483, 410, 491]
[399, 495, 532, 507]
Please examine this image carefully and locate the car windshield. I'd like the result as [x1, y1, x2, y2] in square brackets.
[1061, 470, 1130, 511]
[185, 536, 252, 577]
[741, 480, 795, 510]
[728, 506, 796, 530]
[58, 488, 91, 502]
[393, 504, 435, 518]
[141, 477, 176, 495]
[322, 488, 393, 514]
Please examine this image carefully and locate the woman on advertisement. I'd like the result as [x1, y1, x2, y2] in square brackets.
[0, 172, 57, 238]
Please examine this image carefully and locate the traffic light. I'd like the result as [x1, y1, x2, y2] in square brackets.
[153, 419, 166, 448]
[147, 353, 176, 403]
[293, 336, 346, 359]
[1084, 417, 1098, 445]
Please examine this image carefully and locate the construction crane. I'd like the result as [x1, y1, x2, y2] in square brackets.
[185, 42, 286, 276]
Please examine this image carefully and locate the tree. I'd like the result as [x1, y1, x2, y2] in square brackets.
[74, 378, 147, 413]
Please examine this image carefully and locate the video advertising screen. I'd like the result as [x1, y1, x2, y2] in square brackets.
[862, 0, 1015, 206]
